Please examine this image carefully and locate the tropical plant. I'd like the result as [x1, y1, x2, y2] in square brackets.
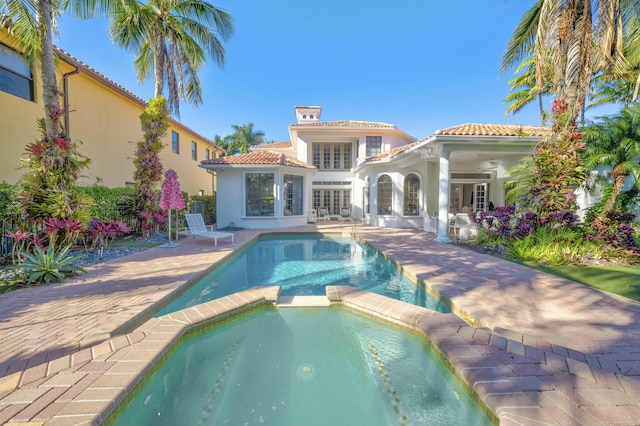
[508, 226, 605, 265]
[582, 104, 640, 215]
[10, 244, 84, 285]
[503, 0, 632, 215]
[221, 123, 266, 155]
[85, 219, 131, 256]
[119, 96, 169, 234]
[504, 51, 554, 124]
[108, 0, 233, 116]
[19, 120, 93, 245]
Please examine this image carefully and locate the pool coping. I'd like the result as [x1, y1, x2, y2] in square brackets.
[2, 285, 636, 425]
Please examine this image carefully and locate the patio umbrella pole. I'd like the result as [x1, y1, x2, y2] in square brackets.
[167, 209, 172, 245]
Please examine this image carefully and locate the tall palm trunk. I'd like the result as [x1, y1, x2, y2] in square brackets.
[154, 35, 166, 97]
[38, 0, 63, 138]
[603, 165, 628, 212]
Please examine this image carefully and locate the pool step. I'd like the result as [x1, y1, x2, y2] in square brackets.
[276, 296, 331, 307]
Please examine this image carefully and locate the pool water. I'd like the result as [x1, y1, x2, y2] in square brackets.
[157, 235, 449, 316]
[114, 308, 491, 426]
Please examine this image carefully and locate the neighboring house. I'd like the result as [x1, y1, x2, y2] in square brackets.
[0, 33, 224, 195]
[201, 106, 552, 242]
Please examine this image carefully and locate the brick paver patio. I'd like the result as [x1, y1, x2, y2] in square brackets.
[0, 224, 639, 425]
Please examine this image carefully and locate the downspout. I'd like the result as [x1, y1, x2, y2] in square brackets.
[62, 65, 80, 138]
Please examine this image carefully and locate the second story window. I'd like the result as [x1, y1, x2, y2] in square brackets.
[205, 148, 210, 160]
[0, 43, 34, 101]
[312, 143, 352, 170]
[172, 131, 180, 154]
[366, 136, 382, 157]
[191, 141, 197, 160]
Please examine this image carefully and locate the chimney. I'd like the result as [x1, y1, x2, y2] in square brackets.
[294, 106, 322, 124]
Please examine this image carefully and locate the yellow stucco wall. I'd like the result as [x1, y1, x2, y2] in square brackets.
[0, 34, 220, 196]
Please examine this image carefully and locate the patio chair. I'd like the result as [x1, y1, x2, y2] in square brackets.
[452, 213, 472, 240]
[184, 214, 234, 246]
[317, 207, 329, 222]
[308, 208, 317, 223]
[339, 207, 353, 223]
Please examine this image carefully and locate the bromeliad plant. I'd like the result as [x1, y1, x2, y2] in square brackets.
[19, 118, 93, 247]
[10, 244, 84, 285]
[85, 219, 131, 258]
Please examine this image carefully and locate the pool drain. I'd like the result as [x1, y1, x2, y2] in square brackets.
[296, 364, 316, 381]
[196, 340, 239, 426]
[366, 339, 408, 426]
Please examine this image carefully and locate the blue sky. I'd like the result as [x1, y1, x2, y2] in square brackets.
[56, 0, 612, 143]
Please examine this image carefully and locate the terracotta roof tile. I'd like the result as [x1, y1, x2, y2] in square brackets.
[435, 123, 551, 137]
[366, 141, 422, 161]
[201, 151, 316, 169]
[290, 120, 396, 129]
[253, 141, 293, 149]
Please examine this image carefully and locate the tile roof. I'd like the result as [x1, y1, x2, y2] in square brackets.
[253, 141, 293, 149]
[366, 141, 422, 161]
[201, 151, 316, 169]
[435, 123, 551, 137]
[290, 120, 396, 129]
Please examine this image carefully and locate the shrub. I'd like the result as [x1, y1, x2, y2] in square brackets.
[189, 194, 216, 224]
[508, 226, 604, 265]
[10, 244, 84, 285]
[74, 186, 134, 222]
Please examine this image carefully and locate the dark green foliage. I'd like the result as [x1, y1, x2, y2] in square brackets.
[0, 182, 17, 217]
[189, 194, 216, 224]
[73, 186, 134, 222]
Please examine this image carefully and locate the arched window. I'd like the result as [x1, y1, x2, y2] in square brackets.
[377, 174, 393, 215]
[403, 174, 420, 216]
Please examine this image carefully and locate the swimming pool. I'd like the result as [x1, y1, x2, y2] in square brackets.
[113, 307, 491, 426]
[157, 235, 449, 316]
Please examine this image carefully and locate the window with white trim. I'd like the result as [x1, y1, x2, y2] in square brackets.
[283, 175, 303, 216]
[245, 173, 274, 216]
[403, 174, 420, 216]
[377, 174, 393, 215]
[366, 136, 382, 157]
[311, 143, 353, 170]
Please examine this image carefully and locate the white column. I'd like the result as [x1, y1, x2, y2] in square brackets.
[435, 150, 452, 243]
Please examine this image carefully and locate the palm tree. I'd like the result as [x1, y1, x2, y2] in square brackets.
[583, 104, 640, 213]
[504, 54, 553, 124]
[109, 0, 233, 116]
[1, 0, 110, 138]
[504, 0, 628, 126]
[502, 0, 631, 215]
[225, 123, 266, 155]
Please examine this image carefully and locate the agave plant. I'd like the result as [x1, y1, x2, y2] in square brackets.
[10, 245, 84, 285]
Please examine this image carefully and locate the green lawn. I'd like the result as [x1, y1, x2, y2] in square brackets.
[524, 262, 640, 302]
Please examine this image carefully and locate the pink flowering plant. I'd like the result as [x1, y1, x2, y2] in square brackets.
[160, 169, 185, 243]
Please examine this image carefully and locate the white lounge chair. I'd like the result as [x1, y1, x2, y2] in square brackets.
[184, 214, 234, 246]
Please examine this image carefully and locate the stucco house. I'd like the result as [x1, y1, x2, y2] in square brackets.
[200, 106, 554, 242]
[0, 32, 224, 195]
